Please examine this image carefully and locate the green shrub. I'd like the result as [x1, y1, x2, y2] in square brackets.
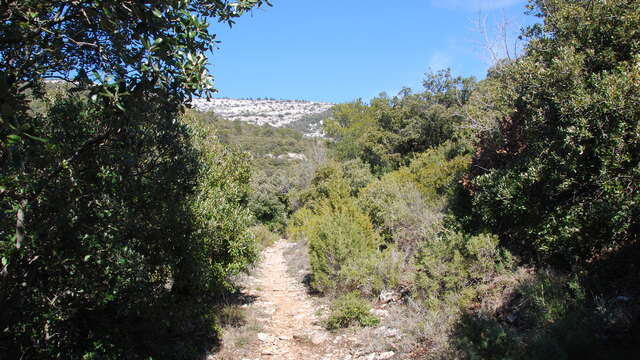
[288, 172, 381, 293]
[468, 0, 640, 265]
[451, 270, 631, 360]
[248, 172, 291, 232]
[327, 292, 380, 330]
[415, 232, 510, 309]
[187, 115, 258, 291]
[453, 313, 520, 360]
[294, 162, 347, 208]
[403, 141, 471, 206]
[515, 271, 585, 329]
[358, 172, 442, 252]
[340, 158, 375, 195]
[306, 197, 381, 293]
[337, 246, 406, 297]
[0, 0, 266, 357]
[250, 224, 280, 249]
[324, 72, 476, 174]
[0, 94, 258, 359]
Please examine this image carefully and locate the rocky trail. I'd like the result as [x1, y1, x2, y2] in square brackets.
[240, 240, 329, 359]
[211, 240, 401, 360]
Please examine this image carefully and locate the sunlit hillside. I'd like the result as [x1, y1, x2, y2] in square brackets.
[193, 98, 333, 135]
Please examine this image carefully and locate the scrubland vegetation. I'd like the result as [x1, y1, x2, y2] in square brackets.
[286, 1, 640, 358]
[2, 0, 639, 359]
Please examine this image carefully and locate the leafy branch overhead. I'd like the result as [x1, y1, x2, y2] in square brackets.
[0, 1, 268, 358]
[0, 0, 271, 114]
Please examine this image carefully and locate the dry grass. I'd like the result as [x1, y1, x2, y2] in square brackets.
[209, 271, 265, 359]
[250, 224, 280, 251]
[283, 237, 312, 286]
[212, 304, 265, 360]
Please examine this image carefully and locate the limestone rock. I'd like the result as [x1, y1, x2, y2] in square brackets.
[372, 308, 389, 318]
[379, 290, 400, 304]
[375, 326, 400, 338]
[310, 331, 329, 345]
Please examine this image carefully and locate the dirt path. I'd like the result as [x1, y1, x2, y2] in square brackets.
[211, 240, 331, 360]
[248, 240, 329, 359]
[212, 240, 401, 360]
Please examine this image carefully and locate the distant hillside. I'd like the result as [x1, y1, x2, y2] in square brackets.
[192, 98, 333, 136]
[188, 111, 325, 175]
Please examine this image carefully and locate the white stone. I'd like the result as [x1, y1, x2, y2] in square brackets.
[372, 308, 389, 318]
[310, 331, 328, 345]
[376, 326, 400, 338]
[379, 290, 400, 304]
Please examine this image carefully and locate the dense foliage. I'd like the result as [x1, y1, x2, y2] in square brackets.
[469, 0, 640, 265]
[325, 70, 476, 173]
[1, 0, 268, 358]
[289, 169, 381, 293]
[288, 1, 640, 358]
[326, 292, 380, 330]
[185, 114, 258, 291]
[3, 0, 639, 358]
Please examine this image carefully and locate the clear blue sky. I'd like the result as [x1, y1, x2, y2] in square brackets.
[207, 0, 535, 103]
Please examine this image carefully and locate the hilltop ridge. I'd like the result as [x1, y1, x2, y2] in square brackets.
[192, 98, 333, 134]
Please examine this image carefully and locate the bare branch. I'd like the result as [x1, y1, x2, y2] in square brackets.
[15, 200, 26, 249]
[472, 11, 525, 67]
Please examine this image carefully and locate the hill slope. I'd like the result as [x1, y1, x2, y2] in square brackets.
[192, 98, 333, 135]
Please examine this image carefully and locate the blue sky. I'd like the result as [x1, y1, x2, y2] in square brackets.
[207, 0, 535, 103]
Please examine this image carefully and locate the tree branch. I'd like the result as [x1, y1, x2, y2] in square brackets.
[15, 199, 26, 249]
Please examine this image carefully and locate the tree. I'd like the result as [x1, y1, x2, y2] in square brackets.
[324, 70, 476, 174]
[0, 1, 269, 358]
[468, 0, 640, 265]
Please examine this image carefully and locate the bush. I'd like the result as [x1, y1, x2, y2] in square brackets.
[294, 162, 346, 208]
[340, 158, 375, 195]
[337, 246, 407, 297]
[324, 72, 476, 174]
[248, 172, 291, 232]
[187, 115, 258, 291]
[451, 269, 635, 360]
[467, 0, 640, 265]
[306, 196, 380, 293]
[358, 172, 441, 253]
[327, 292, 380, 330]
[453, 313, 520, 360]
[402, 141, 471, 206]
[0, 1, 267, 357]
[415, 231, 510, 309]
[288, 172, 381, 293]
[0, 95, 259, 359]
